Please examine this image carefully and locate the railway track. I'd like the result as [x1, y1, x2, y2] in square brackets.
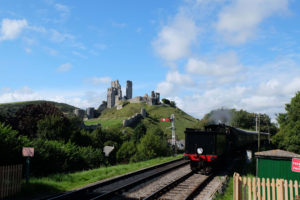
[143, 172, 214, 200]
[45, 158, 189, 200]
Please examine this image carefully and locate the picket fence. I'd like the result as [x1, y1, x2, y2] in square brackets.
[233, 173, 300, 200]
[0, 165, 22, 199]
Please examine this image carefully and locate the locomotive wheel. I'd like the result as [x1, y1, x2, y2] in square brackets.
[190, 161, 198, 172]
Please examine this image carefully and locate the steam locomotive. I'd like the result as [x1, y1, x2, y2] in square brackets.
[184, 124, 269, 173]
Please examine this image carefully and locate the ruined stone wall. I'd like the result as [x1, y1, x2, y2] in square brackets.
[123, 108, 146, 127]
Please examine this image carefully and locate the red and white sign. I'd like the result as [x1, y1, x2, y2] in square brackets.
[160, 118, 171, 122]
[22, 147, 34, 157]
[292, 158, 300, 172]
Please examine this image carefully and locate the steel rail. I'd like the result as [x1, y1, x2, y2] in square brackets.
[89, 160, 189, 200]
[143, 172, 215, 200]
[46, 158, 188, 200]
[143, 171, 194, 200]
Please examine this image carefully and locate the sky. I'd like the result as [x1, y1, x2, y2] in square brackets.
[0, 0, 300, 121]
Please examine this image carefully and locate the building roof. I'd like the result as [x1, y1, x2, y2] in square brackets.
[255, 149, 300, 160]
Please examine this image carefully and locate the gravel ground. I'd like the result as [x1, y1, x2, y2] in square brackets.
[194, 174, 228, 200]
[123, 165, 191, 199]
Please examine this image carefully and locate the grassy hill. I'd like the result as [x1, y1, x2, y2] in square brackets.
[85, 102, 198, 139]
[0, 100, 78, 117]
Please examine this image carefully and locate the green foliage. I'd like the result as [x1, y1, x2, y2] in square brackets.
[273, 91, 300, 153]
[11, 103, 64, 137]
[37, 115, 72, 141]
[133, 132, 171, 162]
[131, 123, 147, 144]
[170, 101, 176, 107]
[122, 101, 130, 107]
[31, 139, 103, 175]
[0, 123, 31, 165]
[116, 141, 136, 163]
[0, 100, 77, 119]
[161, 98, 171, 105]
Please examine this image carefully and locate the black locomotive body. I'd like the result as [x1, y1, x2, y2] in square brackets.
[184, 124, 269, 173]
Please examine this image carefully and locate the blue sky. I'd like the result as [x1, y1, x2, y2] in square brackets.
[0, 0, 300, 121]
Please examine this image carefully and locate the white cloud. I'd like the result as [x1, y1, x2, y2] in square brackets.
[57, 63, 72, 72]
[72, 51, 87, 59]
[0, 18, 28, 41]
[152, 14, 198, 62]
[88, 77, 112, 85]
[25, 48, 32, 53]
[50, 29, 74, 43]
[0, 87, 106, 109]
[186, 51, 241, 77]
[112, 22, 127, 28]
[54, 3, 70, 21]
[216, 0, 289, 44]
[157, 70, 195, 96]
[0, 87, 41, 102]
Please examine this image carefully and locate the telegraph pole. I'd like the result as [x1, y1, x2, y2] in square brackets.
[170, 114, 176, 156]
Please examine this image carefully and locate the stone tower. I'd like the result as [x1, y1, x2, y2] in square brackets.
[107, 80, 122, 108]
[126, 80, 132, 99]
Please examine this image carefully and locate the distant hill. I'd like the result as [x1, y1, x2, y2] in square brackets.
[85, 102, 199, 139]
[0, 100, 78, 117]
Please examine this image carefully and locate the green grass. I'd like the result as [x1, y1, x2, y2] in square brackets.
[84, 102, 199, 139]
[18, 154, 183, 199]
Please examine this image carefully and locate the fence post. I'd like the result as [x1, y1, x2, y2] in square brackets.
[276, 179, 284, 200]
[243, 177, 247, 200]
[253, 177, 257, 200]
[257, 177, 261, 200]
[284, 180, 288, 200]
[266, 178, 270, 200]
[272, 178, 276, 200]
[262, 178, 266, 200]
[239, 176, 243, 200]
[295, 180, 299, 197]
[233, 173, 237, 200]
[248, 177, 252, 200]
[290, 180, 294, 200]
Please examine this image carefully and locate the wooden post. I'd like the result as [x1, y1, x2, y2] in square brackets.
[266, 178, 271, 200]
[243, 177, 247, 200]
[253, 177, 257, 200]
[239, 176, 243, 200]
[284, 180, 288, 200]
[258, 177, 261, 200]
[272, 178, 276, 200]
[248, 177, 252, 200]
[276, 179, 284, 200]
[234, 173, 238, 200]
[290, 180, 294, 200]
[295, 180, 299, 197]
[262, 178, 266, 200]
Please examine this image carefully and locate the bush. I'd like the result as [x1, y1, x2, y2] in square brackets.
[0, 123, 31, 165]
[132, 132, 171, 162]
[116, 141, 136, 163]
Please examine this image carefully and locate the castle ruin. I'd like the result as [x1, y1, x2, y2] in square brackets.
[106, 80, 160, 108]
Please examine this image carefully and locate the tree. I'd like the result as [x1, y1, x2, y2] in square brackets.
[37, 115, 72, 141]
[161, 98, 171, 105]
[273, 91, 300, 153]
[116, 141, 136, 163]
[131, 123, 146, 144]
[11, 103, 63, 137]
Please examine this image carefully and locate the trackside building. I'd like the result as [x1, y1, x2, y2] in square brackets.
[255, 149, 300, 181]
